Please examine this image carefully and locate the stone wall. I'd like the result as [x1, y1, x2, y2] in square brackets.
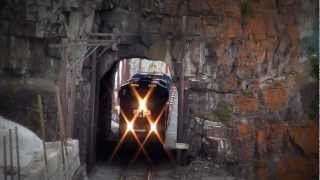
[94, 1, 318, 179]
[0, 0, 96, 140]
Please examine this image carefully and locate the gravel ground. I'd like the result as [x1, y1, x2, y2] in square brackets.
[89, 158, 236, 180]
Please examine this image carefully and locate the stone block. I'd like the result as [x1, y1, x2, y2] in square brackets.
[255, 130, 267, 156]
[288, 122, 318, 156]
[204, 15, 224, 26]
[9, 21, 37, 37]
[254, 160, 269, 180]
[287, 20, 300, 43]
[263, 83, 288, 110]
[276, 154, 318, 180]
[186, 16, 202, 34]
[146, 38, 167, 60]
[224, 2, 241, 19]
[160, 17, 180, 33]
[266, 122, 288, 153]
[223, 74, 238, 91]
[234, 95, 259, 113]
[238, 122, 252, 138]
[244, 15, 267, 40]
[188, 0, 211, 15]
[226, 18, 241, 38]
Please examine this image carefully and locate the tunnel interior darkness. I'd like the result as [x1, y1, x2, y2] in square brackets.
[96, 61, 118, 161]
[95, 58, 175, 164]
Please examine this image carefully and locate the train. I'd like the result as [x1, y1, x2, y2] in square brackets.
[118, 72, 172, 141]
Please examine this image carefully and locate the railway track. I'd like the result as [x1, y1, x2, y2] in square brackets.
[119, 168, 153, 180]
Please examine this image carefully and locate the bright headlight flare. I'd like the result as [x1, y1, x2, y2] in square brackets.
[150, 123, 157, 132]
[110, 87, 155, 164]
[126, 121, 134, 132]
[138, 99, 147, 111]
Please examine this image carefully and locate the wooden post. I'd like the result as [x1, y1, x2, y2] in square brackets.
[37, 95, 48, 172]
[55, 86, 66, 170]
[58, 39, 70, 164]
[64, 38, 76, 138]
[3, 136, 7, 180]
[68, 60, 76, 138]
[14, 127, 21, 180]
[8, 129, 13, 180]
[58, 38, 70, 139]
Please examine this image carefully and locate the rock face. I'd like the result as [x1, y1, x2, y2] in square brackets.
[0, 0, 318, 179]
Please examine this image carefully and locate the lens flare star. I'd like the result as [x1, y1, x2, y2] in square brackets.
[109, 86, 155, 163]
[130, 103, 174, 164]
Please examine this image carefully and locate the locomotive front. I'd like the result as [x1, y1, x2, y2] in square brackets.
[118, 73, 171, 141]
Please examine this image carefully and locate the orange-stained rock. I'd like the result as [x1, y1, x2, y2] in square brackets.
[250, 80, 260, 93]
[260, 38, 277, 50]
[238, 122, 252, 138]
[244, 15, 267, 40]
[266, 122, 288, 153]
[256, 130, 267, 156]
[223, 75, 238, 91]
[234, 95, 258, 113]
[236, 122, 255, 161]
[255, 160, 269, 180]
[224, 3, 241, 19]
[287, 20, 299, 43]
[288, 121, 318, 156]
[226, 18, 241, 38]
[263, 83, 288, 110]
[160, 17, 179, 33]
[275, 154, 318, 180]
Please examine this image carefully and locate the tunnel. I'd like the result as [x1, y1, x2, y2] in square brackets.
[91, 58, 177, 171]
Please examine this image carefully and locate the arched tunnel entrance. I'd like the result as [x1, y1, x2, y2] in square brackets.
[68, 36, 192, 175]
[93, 58, 178, 171]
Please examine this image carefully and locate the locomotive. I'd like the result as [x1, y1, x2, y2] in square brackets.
[118, 72, 172, 141]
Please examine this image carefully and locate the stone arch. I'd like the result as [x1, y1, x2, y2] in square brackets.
[72, 36, 177, 171]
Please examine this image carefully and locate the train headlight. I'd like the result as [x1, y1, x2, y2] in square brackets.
[139, 99, 147, 111]
[150, 123, 157, 132]
[126, 121, 134, 132]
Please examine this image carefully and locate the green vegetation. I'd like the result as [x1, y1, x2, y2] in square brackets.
[191, 100, 233, 125]
[308, 88, 318, 121]
[26, 98, 41, 134]
[307, 47, 319, 120]
[193, 111, 216, 121]
[308, 110, 317, 121]
[215, 101, 233, 123]
[242, 89, 253, 97]
[241, 0, 252, 17]
[308, 47, 319, 80]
